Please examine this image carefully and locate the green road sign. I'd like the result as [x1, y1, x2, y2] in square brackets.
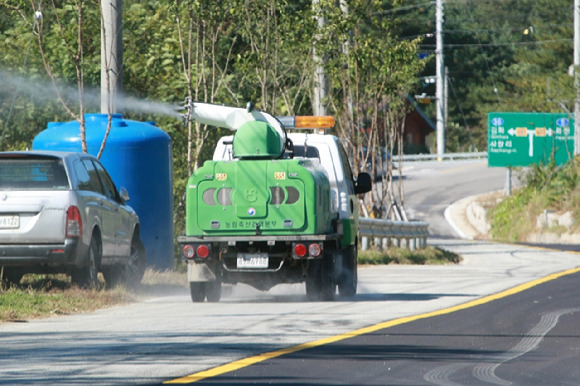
[488, 112, 574, 167]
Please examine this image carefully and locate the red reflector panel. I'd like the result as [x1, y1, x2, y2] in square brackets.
[196, 245, 210, 258]
[294, 243, 307, 257]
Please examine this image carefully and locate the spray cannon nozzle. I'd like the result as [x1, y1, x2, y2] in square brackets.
[179, 96, 193, 126]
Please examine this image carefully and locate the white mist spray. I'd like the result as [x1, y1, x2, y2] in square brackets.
[0, 70, 183, 119]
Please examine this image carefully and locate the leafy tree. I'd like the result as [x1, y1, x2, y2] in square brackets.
[393, 0, 574, 152]
[320, 0, 424, 217]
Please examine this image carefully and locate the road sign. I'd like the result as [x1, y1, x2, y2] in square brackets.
[488, 112, 575, 167]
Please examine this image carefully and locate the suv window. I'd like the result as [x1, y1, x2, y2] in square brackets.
[0, 156, 69, 190]
[93, 161, 120, 202]
[81, 159, 105, 195]
[74, 160, 100, 193]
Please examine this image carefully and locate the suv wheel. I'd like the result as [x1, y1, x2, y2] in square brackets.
[1, 267, 24, 288]
[125, 237, 146, 287]
[103, 237, 146, 289]
[72, 236, 101, 288]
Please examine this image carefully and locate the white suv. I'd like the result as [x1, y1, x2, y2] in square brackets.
[0, 151, 145, 288]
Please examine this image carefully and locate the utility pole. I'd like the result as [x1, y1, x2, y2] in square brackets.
[436, 0, 445, 159]
[312, 0, 329, 116]
[101, 0, 123, 114]
[575, 0, 580, 155]
[444, 66, 449, 130]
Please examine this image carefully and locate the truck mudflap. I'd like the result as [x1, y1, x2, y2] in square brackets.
[187, 261, 218, 282]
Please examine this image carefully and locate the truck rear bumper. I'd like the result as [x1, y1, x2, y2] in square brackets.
[180, 234, 339, 286]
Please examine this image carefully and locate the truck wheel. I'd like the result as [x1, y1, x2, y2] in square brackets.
[206, 280, 222, 302]
[338, 244, 358, 297]
[306, 257, 334, 301]
[72, 236, 101, 289]
[190, 282, 206, 302]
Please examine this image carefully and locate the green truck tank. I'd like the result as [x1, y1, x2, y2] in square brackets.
[178, 102, 371, 302]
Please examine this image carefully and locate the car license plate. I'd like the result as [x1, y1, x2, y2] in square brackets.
[237, 253, 269, 269]
[0, 215, 19, 229]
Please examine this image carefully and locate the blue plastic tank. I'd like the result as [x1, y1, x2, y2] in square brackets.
[33, 114, 174, 269]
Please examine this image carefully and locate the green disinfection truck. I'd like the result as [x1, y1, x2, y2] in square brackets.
[178, 102, 371, 302]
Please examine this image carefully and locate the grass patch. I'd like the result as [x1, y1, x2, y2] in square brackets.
[358, 246, 461, 265]
[0, 284, 135, 322]
[0, 269, 188, 323]
[489, 158, 580, 241]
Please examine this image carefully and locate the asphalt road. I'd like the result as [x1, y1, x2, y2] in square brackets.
[401, 159, 510, 237]
[1, 160, 579, 385]
[191, 270, 580, 385]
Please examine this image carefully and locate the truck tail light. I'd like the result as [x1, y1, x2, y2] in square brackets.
[182, 245, 195, 259]
[196, 245, 210, 258]
[294, 243, 307, 257]
[308, 243, 322, 257]
[66, 206, 82, 237]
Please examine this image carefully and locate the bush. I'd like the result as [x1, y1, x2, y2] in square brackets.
[358, 246, 461, 265]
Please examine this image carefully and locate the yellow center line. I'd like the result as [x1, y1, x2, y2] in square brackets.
[164, 265, 580, 384]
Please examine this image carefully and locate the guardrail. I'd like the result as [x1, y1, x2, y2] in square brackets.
[359, 218, 429, 251]
[396, 151, 487, 162]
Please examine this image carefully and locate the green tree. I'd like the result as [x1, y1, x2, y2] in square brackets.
[321, 0, 424, 217]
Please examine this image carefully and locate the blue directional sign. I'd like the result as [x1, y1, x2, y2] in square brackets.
[488, 112, 575, 167]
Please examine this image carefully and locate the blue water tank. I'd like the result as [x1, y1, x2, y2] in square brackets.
[33, 114, 174, 269]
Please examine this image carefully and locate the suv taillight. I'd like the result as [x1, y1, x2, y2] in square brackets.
[66, 206, 82, 237]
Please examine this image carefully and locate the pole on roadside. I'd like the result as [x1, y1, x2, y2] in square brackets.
[312, 0, 329, 116]
[575, 0, 580, 155]
[101, 0, 123, 114]
[436, 0, 445, 160]
[505, 167, 512, 196]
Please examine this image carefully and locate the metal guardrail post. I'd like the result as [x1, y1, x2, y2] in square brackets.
[358, 218, 429, 251]
[395, 151, 487, 163]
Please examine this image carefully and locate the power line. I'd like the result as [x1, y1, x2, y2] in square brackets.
[420, 38, 573, 48]
[443, 24, 572, 35]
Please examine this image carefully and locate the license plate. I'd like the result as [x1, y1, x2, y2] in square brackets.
[237, 253, 269, 269]
[0, 215, 19, 229]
